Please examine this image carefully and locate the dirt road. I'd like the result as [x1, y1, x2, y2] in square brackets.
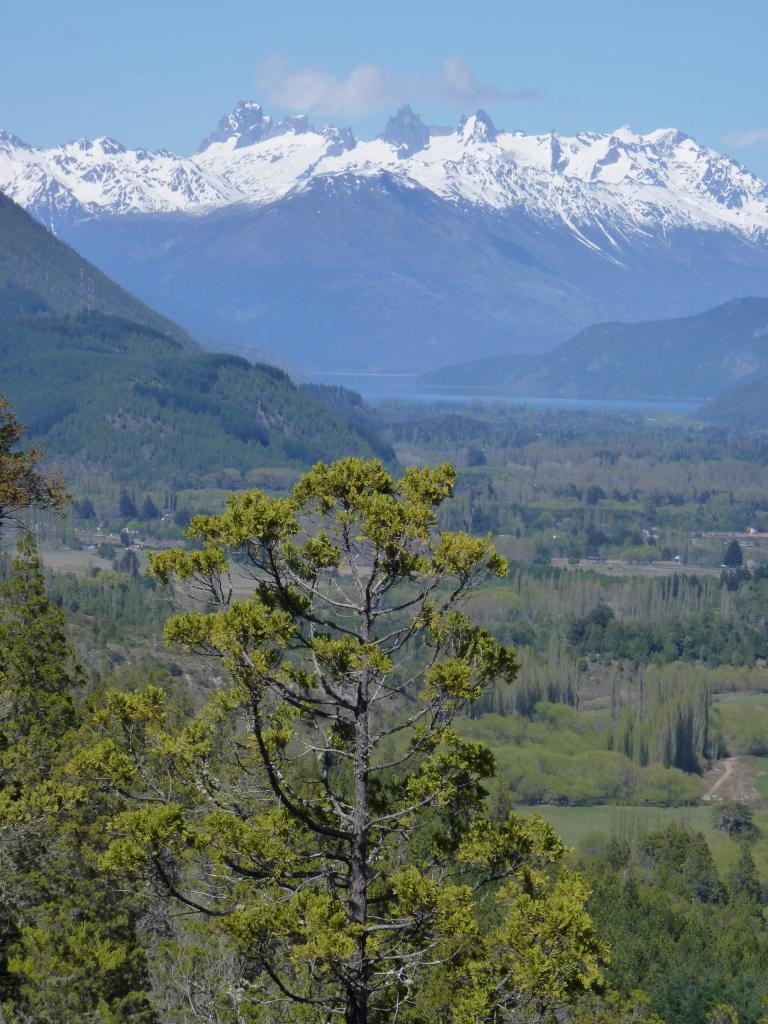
[704, 757, 759, 804]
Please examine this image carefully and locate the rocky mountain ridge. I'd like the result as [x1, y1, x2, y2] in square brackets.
[3, 101, 767, 248]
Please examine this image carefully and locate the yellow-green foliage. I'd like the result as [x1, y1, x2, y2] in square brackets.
[72, 459, 610, 1022]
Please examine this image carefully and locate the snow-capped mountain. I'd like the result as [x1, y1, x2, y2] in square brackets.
[3, 101, 768, 371]
[3, 102, 768, 240]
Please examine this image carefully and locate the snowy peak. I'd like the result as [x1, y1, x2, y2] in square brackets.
[380, 105, 431, 157]
[2, 103, 768, 244]
[65, 136, 127, 155]
[199, 99, 274, 151]
[0, 129, 33, 152]
[320, 125, 356, 156]
[199, 100, 315, 152]
[458, 110, 497, 144]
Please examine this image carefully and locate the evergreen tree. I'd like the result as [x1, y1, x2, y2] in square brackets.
[685, 832, 725, 904]
[723, 541, 743, 568]
[141, 495, 159, 521]
[643, 826, 724, 904]
[728, 843, 762, 906]
[79, 458, 606, 1024]
[0, 536, 154, 1021]
[0, 535, 81, 792]
[713, 801, 756, 838]
[73, 496, 95, 520]
[119, 490, 138, 519]
[706, 1006, 739, 1024]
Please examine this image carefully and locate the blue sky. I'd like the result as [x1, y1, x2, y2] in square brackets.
[4, 0, 768, 176]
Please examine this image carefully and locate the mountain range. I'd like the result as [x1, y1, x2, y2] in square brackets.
[3, 102, 768, 372]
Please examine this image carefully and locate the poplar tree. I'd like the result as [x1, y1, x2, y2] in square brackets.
[80, 458, 605, 1024]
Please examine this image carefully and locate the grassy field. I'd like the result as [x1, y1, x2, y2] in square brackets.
[715, 693, 768, 709]
[749, 757, 768, 798]
[515, 804, 714, 845]
[551, 558, 720, 578]
[516, 803, 768, 880]
[39, 547, 113, 575]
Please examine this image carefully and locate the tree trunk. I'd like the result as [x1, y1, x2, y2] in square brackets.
[347, 666, 370, 1024]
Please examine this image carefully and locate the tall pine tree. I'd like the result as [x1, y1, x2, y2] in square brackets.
[0, 537, 154, 1022]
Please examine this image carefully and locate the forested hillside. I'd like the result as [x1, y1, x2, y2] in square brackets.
[0, 190, 192, 344]
[0, 192, 393, 484]
[0, 311, 392, 484]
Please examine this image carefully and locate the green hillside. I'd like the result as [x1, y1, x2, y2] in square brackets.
[421, 297, 768, 401]
[0, 193, 392, 484]
[0, 191, 193, 345]
[0, 311, 392, 485]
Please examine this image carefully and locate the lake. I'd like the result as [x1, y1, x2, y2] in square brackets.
[307, 372, 702, 413]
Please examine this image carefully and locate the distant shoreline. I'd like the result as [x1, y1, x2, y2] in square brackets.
[307, 371, 702, 412]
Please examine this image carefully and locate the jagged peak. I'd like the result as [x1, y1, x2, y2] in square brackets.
[380, 105, 431, 157]
[199, 100, 272, 151]
[645, 127, 689, 145]
[610, 125, 641, 145]
[457, 109, 497, 144]
[199, 101, 336, 152]
[607, 126, 692, 151]
[62, 136, 128, 155]
[94, 137, 128, 155]
[271, 114, 311, 137]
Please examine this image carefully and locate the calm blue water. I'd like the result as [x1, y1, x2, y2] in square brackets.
[308, 372, 701, 414]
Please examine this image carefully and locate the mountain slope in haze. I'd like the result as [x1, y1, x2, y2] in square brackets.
[61, 172, 614, 367]
[4, 104, 768, 371]
[0, 191, 193, 346]
[421, 297, 768, 401]
[56, 174, 768, 372]
[697, 374, 768, 430]
[0, 194, 392, 483]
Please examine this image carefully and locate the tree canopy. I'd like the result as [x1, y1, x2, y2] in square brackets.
[77, 457, 608, 1023]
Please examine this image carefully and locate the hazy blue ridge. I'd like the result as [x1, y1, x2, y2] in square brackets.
[59, 176, 768, 374]
[419, 296, 768, 402]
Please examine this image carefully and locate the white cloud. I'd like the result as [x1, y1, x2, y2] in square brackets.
[724, 129, 768, 148]
[256, 56, 536, 120]
[257, 57, 395, 119]
[428, 56, 537, 106]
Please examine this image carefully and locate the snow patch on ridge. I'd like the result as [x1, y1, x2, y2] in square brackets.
[2, 102, 768, 243]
